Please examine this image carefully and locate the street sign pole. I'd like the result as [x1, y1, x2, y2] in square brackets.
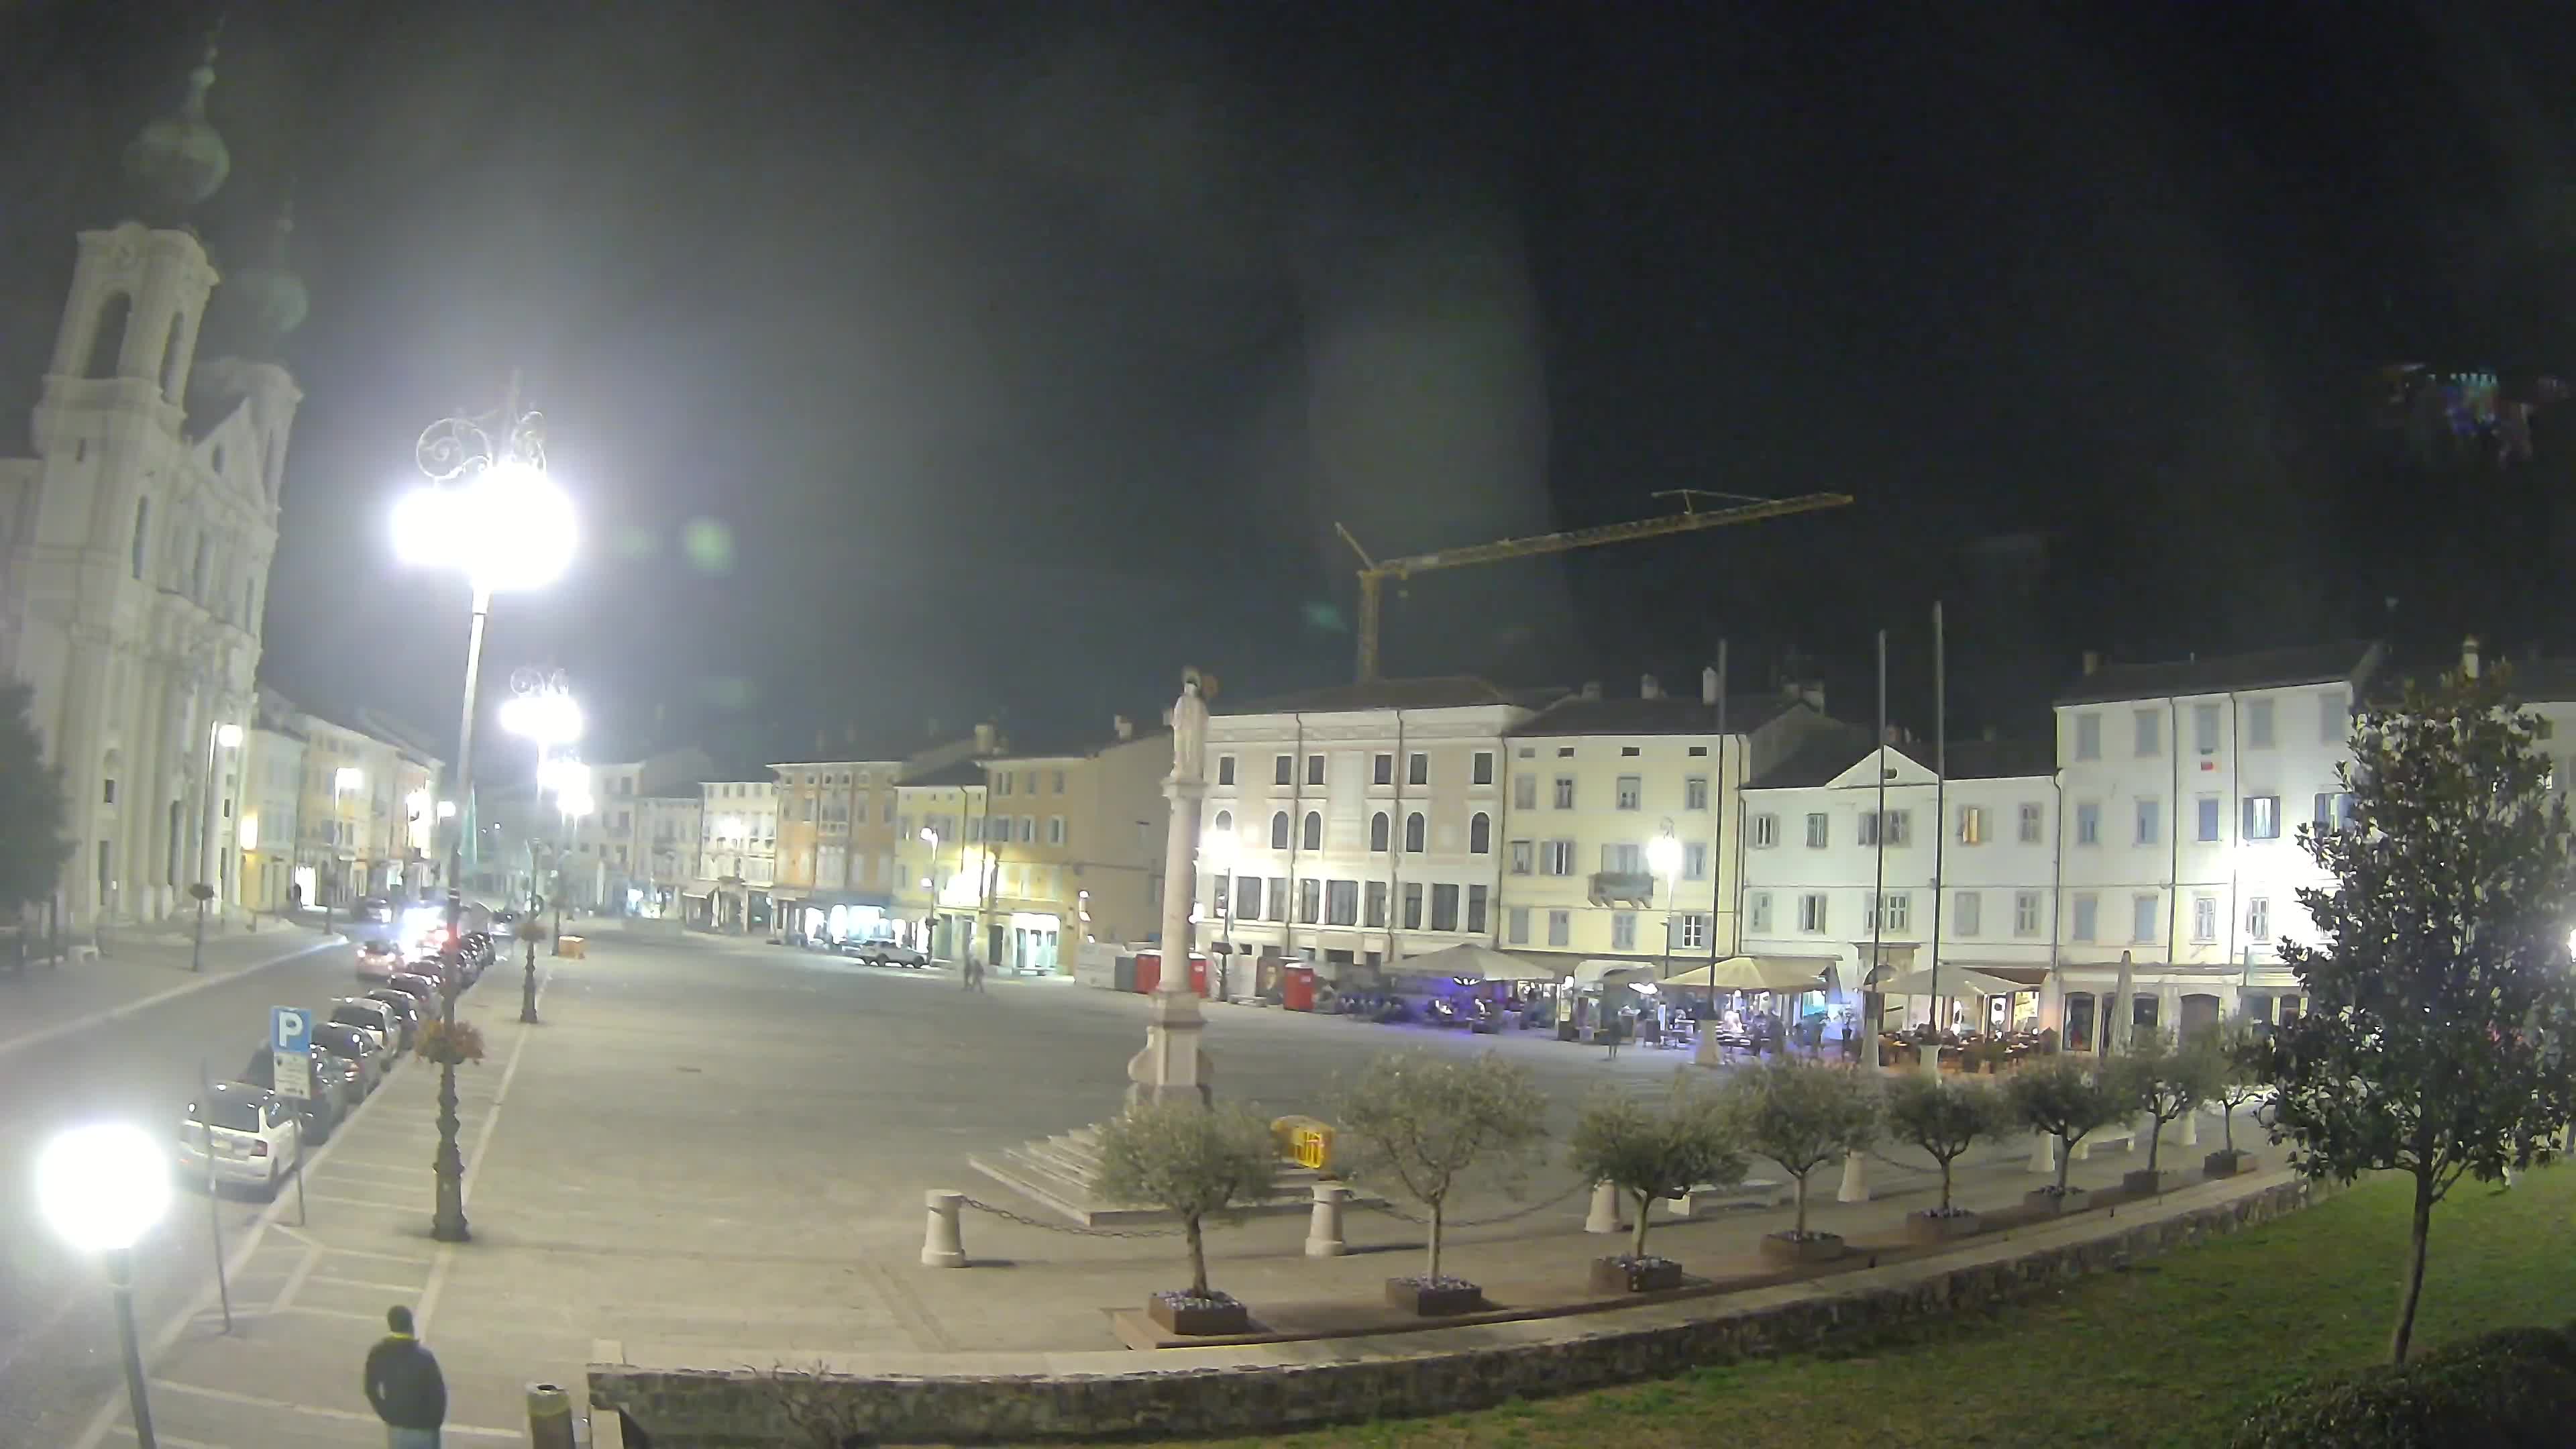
[272, 1008, 314, 1228]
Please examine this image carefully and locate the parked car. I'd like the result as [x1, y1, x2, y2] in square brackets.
[237, 1042, 353, 1142]
[328, 997, 399, 1056]
[845, 938, 928, 969]
[175, 1083, 302, 1197]
[356, 937, 402, 983]
[364, 988, 423, 1051]
[384, 970, 443, 1009]
[313, 1021, 389, 1095]
[355, 896, 396, 924]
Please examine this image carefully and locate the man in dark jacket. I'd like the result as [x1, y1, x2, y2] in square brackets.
[364, 1305, 446, 1447]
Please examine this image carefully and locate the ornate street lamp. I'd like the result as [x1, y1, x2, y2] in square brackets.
[392, 380, 575, 1243]
[502, 669, 580, 1015]
[38, 1124, 172, 1448]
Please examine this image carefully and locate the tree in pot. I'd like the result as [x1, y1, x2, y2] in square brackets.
[2255, 663, 2576, 1364]
[1330, 1049, 1548, 1316]
[1723, 1058, 1879, 1263]
[1884, 1073, 2008, 1238]
[1568, 1073, 1744, 1292]
[1093, 1099, 1281, 1334]
[2008, 1057, 2129, 1208]
[2201, 1018, 2267, 1175]
[2118, 1031, 2219, 1195]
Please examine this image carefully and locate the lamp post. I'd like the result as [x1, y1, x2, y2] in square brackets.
[1202, 830, 1238, 1000]
[555, 782, 594, 953]
[38, 1123, 172, 1449]
[394, 381, 576, 1244]
[1647, 826, 1681, 1036]
[504, 674, 583, 964]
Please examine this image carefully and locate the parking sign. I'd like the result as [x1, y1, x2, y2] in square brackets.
[272, 1006, 312, 1101]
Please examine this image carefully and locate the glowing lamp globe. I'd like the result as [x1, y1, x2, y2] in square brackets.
[37, 1123, 172, 1254]
[393, 456, 576, 595]
[1646, 835, 1682, 877]
[500, 691, 584, 749]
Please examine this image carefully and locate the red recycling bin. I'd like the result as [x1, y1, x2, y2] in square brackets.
[1281, 965, 1317, 1012]
[1133, 952, 1210, 996]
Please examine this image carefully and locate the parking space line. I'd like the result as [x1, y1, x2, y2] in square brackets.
[267, 1242, 323, 1313]
[305, 1272, 423, 1294]
[104, 1427, 229, 1449]
[413, 1022, 531, 1339]
[273, 1303, 380, 1324]
[144, 1380, 523, 1440]
[305, 1191, 417, 1212]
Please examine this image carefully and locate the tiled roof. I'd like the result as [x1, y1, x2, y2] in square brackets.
[1215, 676, 1553, 716]
[987, 726, 1169, 763]
[1746, 726, 2052, 788]
[1746, 725, 1878, 789]
[2053, 641, 2380, 705]
[897, 758, 989, 788]
[1509, 692, 1804, 739]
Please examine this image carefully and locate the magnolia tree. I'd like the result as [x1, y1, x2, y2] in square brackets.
[1095, 1099, 1281, 1303]
[1569, 1075, 1746, 1263]
[1332, 1051, 1550, 1284]
[1884, 1074, 2010, 1216]
[1723, 1059, 1880, 1241]
[2122, 1032, 2218, 1179]
[2008, 1058, 2130, 1197]
[2259, 665, 2576, 1364]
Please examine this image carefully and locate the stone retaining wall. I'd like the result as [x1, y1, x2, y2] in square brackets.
[591, 1175, 2322, 1447]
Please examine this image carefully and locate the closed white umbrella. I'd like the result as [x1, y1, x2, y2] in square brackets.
[2110, 949, 2135, 1055]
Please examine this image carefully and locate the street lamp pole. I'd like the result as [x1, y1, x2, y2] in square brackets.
[38, 1124, 172, 1449]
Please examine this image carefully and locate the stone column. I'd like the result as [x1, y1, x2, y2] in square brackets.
[1126, 676, 1214, 1106]
[2029, 1128, 2058, 1175]
[1584, 1181, 1623, 1234]
[1836, 1147, 1869, 1202]
[1305, 1183, 1349, 1257]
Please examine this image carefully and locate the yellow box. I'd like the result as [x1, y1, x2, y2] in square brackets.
[1271, 1115, 1333, 1172]
[559, 935, 587, 959]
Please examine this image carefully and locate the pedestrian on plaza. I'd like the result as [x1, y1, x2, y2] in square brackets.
[364, 1305, 447, 1448]
[1603, 1008, 1623, 1061]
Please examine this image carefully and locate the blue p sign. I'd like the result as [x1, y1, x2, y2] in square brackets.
[272, 1006, 311, 1055]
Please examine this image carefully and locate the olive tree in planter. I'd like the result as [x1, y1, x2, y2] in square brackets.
[2008, 1057, 2129, 1214]
[1884, 1073, 2009, 1242]
[1724, 1058, 1880, 1264]
[1331, 1049, 1549, 1316]
[1093, 1099, 1281, 1335]
[2202, 1019, 2268, 1177]
[2119, 1032, 2219, 1196]
[1568, 1074, 1745, 1293]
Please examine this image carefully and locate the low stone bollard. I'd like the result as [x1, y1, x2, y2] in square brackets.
[525, 1382, 577, 1449]
[1305, 1182, 1350, 1257]
[2029, 1129, 2059, 1175]
[1584, 1181, 1623, 1234]
[922, 1189, 966, 1268]
[1835, 1147, 1870, 1203]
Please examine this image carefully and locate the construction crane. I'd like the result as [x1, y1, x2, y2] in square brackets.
[1334, 490, 1855, 682]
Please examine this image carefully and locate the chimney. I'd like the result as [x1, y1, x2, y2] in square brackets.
[1701, 666, 1719, 706]
[1883, 724, 1903, 745]
[1799, 681, 1826, 713]
[1580, 680, 1602, 700]
[2081, 650, 2103, 676]
[2463, 635, 2482, 679]
[973, 722, 996, 753]
[1113, 714, 1134, 740]
[1640, 674, 1662, 700]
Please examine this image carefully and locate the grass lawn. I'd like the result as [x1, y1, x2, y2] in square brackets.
[1175, 1165, 2576, 1449]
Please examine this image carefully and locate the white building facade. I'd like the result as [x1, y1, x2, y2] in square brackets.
[691, 779, 776, 931]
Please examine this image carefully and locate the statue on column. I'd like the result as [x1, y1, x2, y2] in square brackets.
[1128, 669, 1215, 1106]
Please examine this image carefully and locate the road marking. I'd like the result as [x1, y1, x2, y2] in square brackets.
[305, 1272, 424, 1294]
[103, 1427, 229, 1449]
[304, 1191, 419, 1212]
[266, 1242, 323, 1314]
[273, 1303, 380, 1324]
[415, 1012, 533, 1338]
[143, 1380, 521, 1440]
[0, 934, 343, 1061]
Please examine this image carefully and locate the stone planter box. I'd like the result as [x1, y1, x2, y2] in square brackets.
[2122, 1169, 2169, 1197]
[2204, 1148, 2253, 1179]
[1761, 1232, 1846, 1265]
[1904, 1209, 1981, 1243]
[1144, 1291, 1251, 1336]
[2024, 1187, 2091, 1216]
[1385, 1277, 1484, 1317]
[1588, 1254, 1684, 1294]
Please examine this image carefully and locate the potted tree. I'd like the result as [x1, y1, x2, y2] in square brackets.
[1093, 1099, 1281, 1335]
[2008, 1057, 2128, 1214]
[1885, 1073, 2008, 1242]
[2203, 1019, 2267, 1177]
[2122, 1032, 2218, 1195]
[1569, 1075, 1745, 1293]
[1332, 1050, 1549, 1316]
[1725, 1059, 1880, 1264]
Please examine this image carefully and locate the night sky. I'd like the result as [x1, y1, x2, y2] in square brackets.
[7, 1, 2576, 768]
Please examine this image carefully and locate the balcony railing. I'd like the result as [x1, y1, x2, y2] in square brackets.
[1588, 870, 1656, 906]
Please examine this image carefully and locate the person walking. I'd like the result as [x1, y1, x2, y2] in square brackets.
[364, 1305, 446, 1448]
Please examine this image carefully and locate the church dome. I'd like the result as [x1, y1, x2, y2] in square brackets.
[223, 203, 309, 346]
[121, 44, 229, 219]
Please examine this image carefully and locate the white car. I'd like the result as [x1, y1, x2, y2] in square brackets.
[355, 938, 402, 983]
[176, 1083, 302, 1195]
[842, 937, 928, 969]
[327, 997, 400, 1057]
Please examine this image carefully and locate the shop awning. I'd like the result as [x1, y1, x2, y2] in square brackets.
[1571, 958, 1662, 989]
[1872, 965, 2033, 1000]
[1382, 943, 1549, 980]
[1661, 955, 1834, 992]
[779, 890, 892, 910]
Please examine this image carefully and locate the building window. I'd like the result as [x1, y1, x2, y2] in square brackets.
[2196, 796, 2220, 843]
[1506, 906, 1530, 945]
[1213, 809, 1232, 836]
[1621, 746, 1641, 758]
[1218, 755, 1236, 786]
[1047, 816, 1066, 846]
[996, 773, 1012, 797]
[1615, 775, 1642, 810]
[1466, 883, 1487, 934]
[1408, 753, 1428, 786]
[1557, 746, 1574, 757]
[1552, 776, 1575, 810]
[1430, 883, 1458, 930]
[1370, 812, 1391, 851]
[1509, 839, 1532, 875]
[1685, 775, 1709, 810]
[2243, 795, 2281, 840]
[1271, 812, 1290, 850]
[2189, 702, 2218, 755]
[1326, 879, 1358, 926]
[1601, 842, 1643, 875]
[1805, 812, 1829, 849]
[1513, 775, 1536, 810]
[1750, 812, 1777, 847]
[1374, 753, 1393, 786]
[2013, 890, 2041, 936]
[2319, 690, 2345, 744]
[1954, 890, 1981, 936]
[1957, 805, 1985, 845]
[1858, 810, 1909, 847]
[2132, 894, 2157, 943]
[1273, 755, 1293, 786]
[2072, 894, 2098, 942]
[1301, 811, 1322, 851]
[2135, 708, 2161, 757]
[2192, 894, 2218, 942]
[1469, 812, 1492, 853]
[1749, 892, 1773, 932]
[1020, 816, 1036, 843]
[1547, 909, 1570, 947]
[1404, 812, 1426, 853]
[1364, 880, 1387, 927]
[1872, 891, 1911, 932]
[1677, 908, 1709, 947]
[1611, 912, 1636, 951]
[1540, 839, 1574, 875]
[1682, 841, 1707, 880]
[2247, 896, 2270, 941]
[2246, 699, 2275, 749]
[1472, 751, 1495, 786]
[1306, 754, 1326, 786]
[1798, 892, 1828, 932]
[102, 777, 116, 805]
[130, 495, 151, 580]
[2074, 712, 2102, 761]
[2135, 798, 2160, 846]
[2076, 802, 2100, 846]
[1297, 877, 1322, 924]
[2312, 792, 2355, 830]
[1212, 876, 1232, 916]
